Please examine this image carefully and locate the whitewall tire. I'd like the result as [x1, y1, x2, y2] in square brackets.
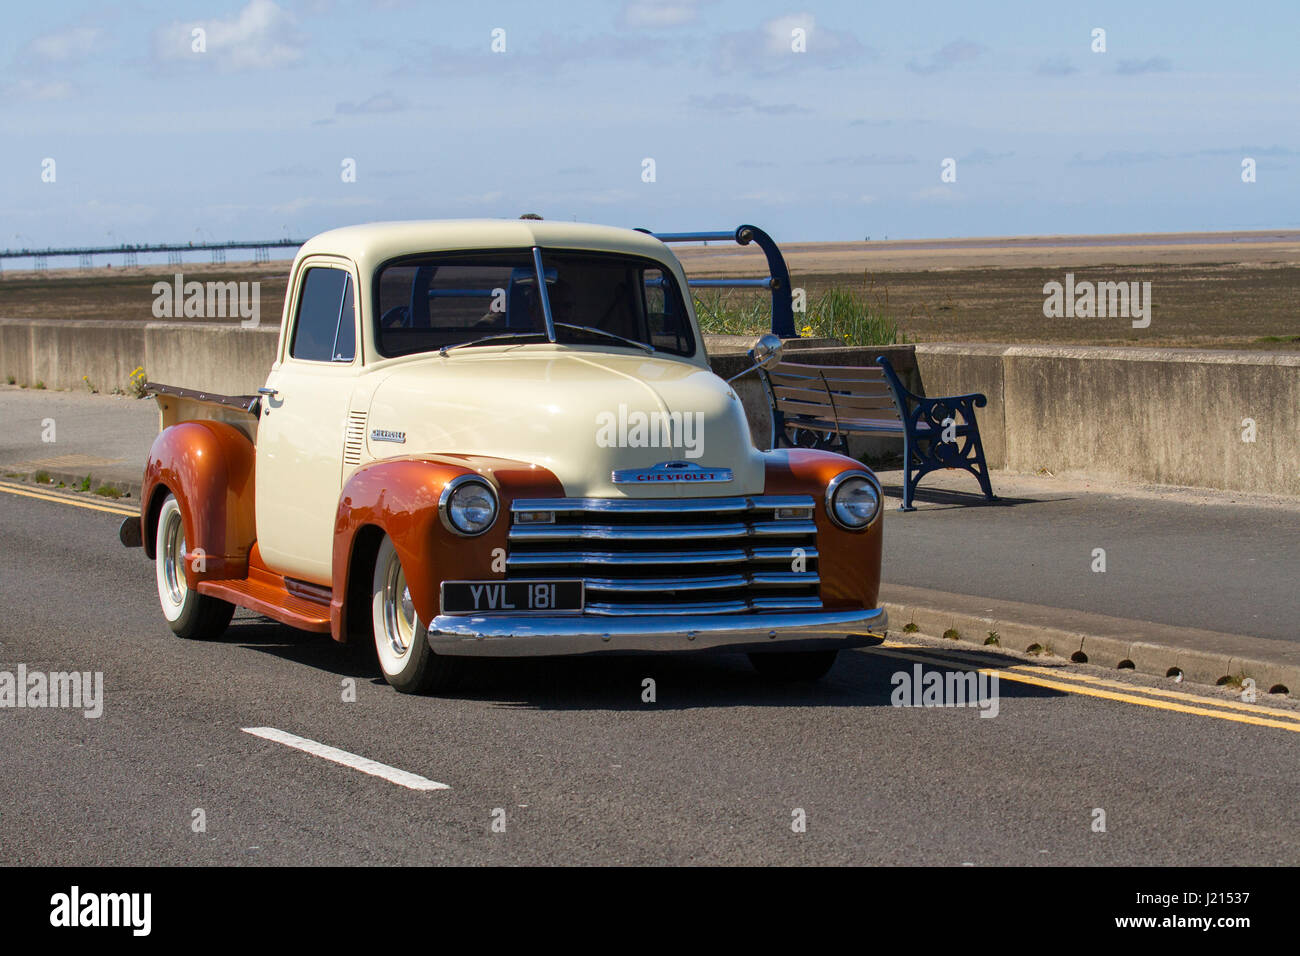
[370, 535, 457, 694]
[154, 493, 234, 640]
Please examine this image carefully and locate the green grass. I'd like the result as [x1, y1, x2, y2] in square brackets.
[33, 470, 51, 484]
[94, 484, 124, 499]
[693, 278, 906, 347]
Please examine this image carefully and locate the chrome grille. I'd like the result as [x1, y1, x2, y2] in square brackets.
[507, 496, 820, 616]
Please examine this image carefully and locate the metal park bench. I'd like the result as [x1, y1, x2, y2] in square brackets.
[645, 223, 995, 509]
[758, 356, 997, 511]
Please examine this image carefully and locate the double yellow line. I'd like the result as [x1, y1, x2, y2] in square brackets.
[870, 641, 1300, 733]
[0, 479, 137, 517]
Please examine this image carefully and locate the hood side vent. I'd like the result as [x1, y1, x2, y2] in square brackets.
[343, 410, 367, 466]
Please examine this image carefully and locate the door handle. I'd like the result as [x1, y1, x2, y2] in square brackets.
[258, 387, 279, 397]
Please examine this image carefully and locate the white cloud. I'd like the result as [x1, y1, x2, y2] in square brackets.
[715, 13, 869, 74]
[620, 1, 708, 29]
[22, 25, 103, 64]
[762, 14, 810, 55]
[906, 40, 985, 75]
[153, 0, 304, 71]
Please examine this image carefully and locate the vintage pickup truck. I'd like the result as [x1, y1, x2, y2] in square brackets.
[124, 219, 887, 693]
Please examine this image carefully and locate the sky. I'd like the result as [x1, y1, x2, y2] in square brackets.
[1, 0, 1298, 251]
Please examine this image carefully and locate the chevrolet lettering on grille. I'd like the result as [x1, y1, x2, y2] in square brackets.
[611, 460, 733, 484]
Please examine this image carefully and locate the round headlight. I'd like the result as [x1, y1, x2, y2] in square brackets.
[827, 472, 881, 529]
[439, 477, 498, 536]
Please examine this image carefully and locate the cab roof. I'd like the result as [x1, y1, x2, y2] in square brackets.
[296, 219, 674, 274]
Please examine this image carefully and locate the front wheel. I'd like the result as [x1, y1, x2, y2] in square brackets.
[370, 535, 458, 694]
[154, 493, 234, 640]
[748, 649, 839, 682]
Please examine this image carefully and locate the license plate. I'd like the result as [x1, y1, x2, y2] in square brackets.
[440, 580, 584, 615]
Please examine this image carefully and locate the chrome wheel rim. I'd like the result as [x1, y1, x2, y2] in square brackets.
[162, 510, 187, 606]
[382, 557, 416, 658]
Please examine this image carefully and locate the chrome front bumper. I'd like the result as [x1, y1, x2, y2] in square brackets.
[427, 607, 887, 657]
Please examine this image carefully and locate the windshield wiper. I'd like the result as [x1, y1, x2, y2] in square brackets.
[554, 322, 656, 353]
[439, 331, 548, 356]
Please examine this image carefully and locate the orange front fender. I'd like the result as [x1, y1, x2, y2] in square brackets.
[330, 456, 565, 642]
[763, 448, 884, 611]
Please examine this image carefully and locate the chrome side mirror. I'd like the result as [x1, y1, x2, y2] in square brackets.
[726, 333, 784, 384]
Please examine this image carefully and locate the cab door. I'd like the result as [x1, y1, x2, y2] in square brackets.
[255, 259, 360, 584]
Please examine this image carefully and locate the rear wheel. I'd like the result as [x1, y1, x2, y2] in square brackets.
[748, 649, 839, 682]
[154, 493, 234, 640]
[370, 535, 458, 694]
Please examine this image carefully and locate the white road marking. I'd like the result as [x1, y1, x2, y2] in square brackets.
[241, 726, 449, 791]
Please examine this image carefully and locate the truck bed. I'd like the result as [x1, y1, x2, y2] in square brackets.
[146, 382, 261, 441]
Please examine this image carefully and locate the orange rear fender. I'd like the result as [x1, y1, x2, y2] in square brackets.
[141, 420, 257, 587]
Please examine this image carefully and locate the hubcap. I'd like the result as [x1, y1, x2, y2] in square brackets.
[382, 557, 416, 657]
[162, 511, 187, 606]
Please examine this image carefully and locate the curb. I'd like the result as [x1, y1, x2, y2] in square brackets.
[2, 466, 141, 502]
[882, 594, 1297, 699]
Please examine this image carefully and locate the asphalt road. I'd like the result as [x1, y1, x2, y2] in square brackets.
[1, 490, 1297, 865]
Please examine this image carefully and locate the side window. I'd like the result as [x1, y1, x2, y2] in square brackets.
[333, 275, 356, 361]
[643, 268, 689, 353]
[291, 267, 355, 363]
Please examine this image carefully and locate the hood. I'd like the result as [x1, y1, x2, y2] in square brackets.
[364, 347, 766, 497]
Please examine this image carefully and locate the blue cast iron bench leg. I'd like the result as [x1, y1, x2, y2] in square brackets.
[877, 356, 998, 511]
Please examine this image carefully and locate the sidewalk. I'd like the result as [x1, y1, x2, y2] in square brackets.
[0, 385, 156, 494]
[2, 385, 1296, 693]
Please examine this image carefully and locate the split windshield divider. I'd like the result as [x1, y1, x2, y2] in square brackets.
[531, 246, 557, 343]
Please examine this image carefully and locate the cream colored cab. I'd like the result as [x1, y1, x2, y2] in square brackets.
[253, 219, 750, 584]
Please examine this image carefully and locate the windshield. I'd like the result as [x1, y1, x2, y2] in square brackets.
[372, 248, 695, 358]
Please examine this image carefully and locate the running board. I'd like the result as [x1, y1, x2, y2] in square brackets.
[198, 569, 332, 633]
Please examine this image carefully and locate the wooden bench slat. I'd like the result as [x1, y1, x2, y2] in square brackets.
[774, 364, 887, 384]
[838, 416, 911, 430]
[766, 372, 827, 387]
[774, 388, 897, 411]
[776, 399, 842, 420]
[771, 385, 836, 404]
[822, 392, 899, 411]
[819, 370, 889, 385]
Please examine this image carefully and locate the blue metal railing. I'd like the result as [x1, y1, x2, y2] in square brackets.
[639, 225, 797, 338]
